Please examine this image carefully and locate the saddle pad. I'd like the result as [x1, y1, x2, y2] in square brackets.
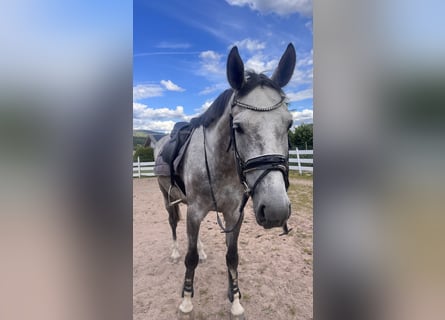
[154, 130, 194, 177]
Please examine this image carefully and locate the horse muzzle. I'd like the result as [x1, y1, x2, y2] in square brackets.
[255, 200, 291, 229]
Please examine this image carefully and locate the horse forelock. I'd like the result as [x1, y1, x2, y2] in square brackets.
[237, 71, 284, 98]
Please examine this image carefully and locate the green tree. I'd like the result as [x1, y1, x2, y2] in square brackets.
[288, 129, 296, 149]
[289, 123, 313, 150]
[133, 136, 147, 150]
[133, 146, 154, 162]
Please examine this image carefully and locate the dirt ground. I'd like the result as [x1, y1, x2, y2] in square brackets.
[133, 176, 313, 320]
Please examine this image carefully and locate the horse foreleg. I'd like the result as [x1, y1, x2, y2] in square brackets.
[179, 213, 201, 315]
[226, 223, 245, 319]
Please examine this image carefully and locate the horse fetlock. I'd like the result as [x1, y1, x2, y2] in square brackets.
[171, 244, 181, 262]
[198, 251, 207, 262]
[182, 279, 194, 298]
[228, 286, 241, 303]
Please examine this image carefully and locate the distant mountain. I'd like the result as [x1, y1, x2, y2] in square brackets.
[133, 129, 164, 138]
[133, 129, 168, 150]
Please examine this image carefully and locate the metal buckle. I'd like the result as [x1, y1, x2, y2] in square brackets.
[242, 181, 251, 195]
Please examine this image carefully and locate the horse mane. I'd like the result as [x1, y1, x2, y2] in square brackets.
[190, 71, 284, 128]
[190, 89, 234, 128]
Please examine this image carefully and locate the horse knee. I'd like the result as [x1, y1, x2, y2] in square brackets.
[226, 248, 239, 268]
[185, 249, 199, 269]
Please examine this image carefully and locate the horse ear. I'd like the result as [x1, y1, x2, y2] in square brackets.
[271, 43, 296, 88]
[227, 46, 245, 90]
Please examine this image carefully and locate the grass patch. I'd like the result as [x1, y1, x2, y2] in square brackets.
[195, 310, 206, 320]
[289, 170, 313, 180]
[289, 305, 297, 317]
[262, 304, 274, 315]
[287, 182, 313, 213]
[199, 288, 208, 296]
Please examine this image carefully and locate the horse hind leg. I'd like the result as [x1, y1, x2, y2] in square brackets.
[168, 204, 181, 263]
[197, 236, 207, 262]
[159, 180, 182, 263]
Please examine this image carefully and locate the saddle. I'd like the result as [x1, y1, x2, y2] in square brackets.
[156, 122, 194, 195]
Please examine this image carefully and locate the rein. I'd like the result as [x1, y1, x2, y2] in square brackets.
[203, 94, 290, 234]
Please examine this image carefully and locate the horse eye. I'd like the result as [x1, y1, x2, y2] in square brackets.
[233, 123, 244, 134]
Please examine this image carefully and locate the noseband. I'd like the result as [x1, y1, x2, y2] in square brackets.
[204, 93, 290, 234]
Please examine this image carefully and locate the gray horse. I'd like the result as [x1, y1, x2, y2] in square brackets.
[155, 43, 296, 319]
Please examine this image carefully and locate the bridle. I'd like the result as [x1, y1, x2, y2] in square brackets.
[229, 99, 290, 198]
[203, 92, 290, 233]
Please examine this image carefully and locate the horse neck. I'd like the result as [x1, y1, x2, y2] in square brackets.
[205, 102, 237, 175]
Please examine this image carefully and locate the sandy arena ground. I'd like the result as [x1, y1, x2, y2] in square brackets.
[133, 176, 313, 320]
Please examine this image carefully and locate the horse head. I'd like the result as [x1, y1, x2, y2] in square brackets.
[226, 43, 296, 229]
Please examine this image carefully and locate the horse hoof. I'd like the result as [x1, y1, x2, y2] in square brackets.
[199, 256, 207, 263]
[230, 312, 246, 320]
[178, 308, 194, 319]
[170, 257, 180, 264]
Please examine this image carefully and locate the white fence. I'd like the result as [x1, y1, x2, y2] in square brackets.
[289, 148, 313, 174]
[133, 148, 313, 178]
[133, 157, 155, 178]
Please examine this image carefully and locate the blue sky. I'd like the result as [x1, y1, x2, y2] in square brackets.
[134, 0, 313, 132]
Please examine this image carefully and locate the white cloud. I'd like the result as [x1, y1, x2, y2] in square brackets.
[199, 82, 227, 95]
[291, 108, 313, 124]
[133, 103, 187, 120]
[133, 118, 176, 133]
[288, 65, 313, 86]
[297, 49, 313, 68]
[160, 79, 185, 92]
[226, 0, 312, 16]
[287, 88, 313, 102]
[231, 38, 266, 52]
[155, 41, 191, 49]
[200, 50, 221, 60]
[199, 85, 220, 95]
[133, 84, 164, 100]
[245, 54, 278, 73]
[194, 100, 214, 114]
[198, 50, 225, 76]
[133, 102, 191, 132]
[305, 20, 313, 33]
[133, 80, 185, 101]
